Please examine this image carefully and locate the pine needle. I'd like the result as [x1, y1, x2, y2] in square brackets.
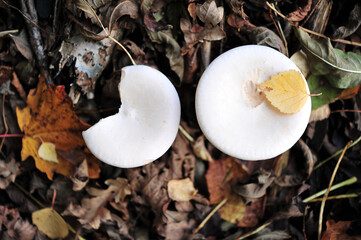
[193, 198, 227, 234]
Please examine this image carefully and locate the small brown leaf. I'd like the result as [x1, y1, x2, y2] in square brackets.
[0, 158, 19, 189]
[287, 0, 312, 22]
[196, 0, 224, 27]
[168, 178, 197, 201]
[192, 135, 213, 162]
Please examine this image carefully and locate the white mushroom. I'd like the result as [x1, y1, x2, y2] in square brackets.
[83, 65, 181, 168]
[195, 45, 311, 160]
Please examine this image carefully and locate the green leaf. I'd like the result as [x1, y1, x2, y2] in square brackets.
[307, 74, 341, 110]
[295, 27, 361, 89]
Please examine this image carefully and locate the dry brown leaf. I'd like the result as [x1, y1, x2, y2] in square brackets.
[339, 85, 360, 100]
[32, 208, 69, 239]
[259, 70, 309, 114]
[192, 135, 213, 162]
[196, 0, 224, 27]
[0, 158, 19, 189]
[287, 0, 312, 22]
[64, 177, 131, 229]
[168, 178, 198, 202]
[0, 206, 36, 240]
[321, 219, 361, 240]
[206, 158, 263, 227]
[16, 75, 100, 180]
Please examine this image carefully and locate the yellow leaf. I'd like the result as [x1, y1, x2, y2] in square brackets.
[32, 208, 69, 239]
[168, 178, 197, 201]
[258, 70, 309, 114]
[38, 142, 58, 163]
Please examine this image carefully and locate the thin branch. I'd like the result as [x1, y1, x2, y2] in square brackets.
[81, 0, 136, 65]
[0, 95, 8, 152]
[265, 1, 361, 47]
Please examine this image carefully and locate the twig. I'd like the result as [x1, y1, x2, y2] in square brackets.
[318, 141, 351, 240]
[19, 0, 52, 84]
[237, 221, 272, 240]
[331, 109, 361, 114]
[269, 3, 288, 56]
[303, 176, 357, 203]
[265, 2, 361, 47]
[314, 136, 361, 170]
[0, 134, 24, 138]
[193, 198, 227, 234]
[0, 94, 8, 152]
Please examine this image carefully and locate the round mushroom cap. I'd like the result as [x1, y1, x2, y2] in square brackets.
[83, 65, 181, 168]
[195, 45, 311, 161]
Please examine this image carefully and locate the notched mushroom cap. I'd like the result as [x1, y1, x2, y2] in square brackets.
[83, 65, 181, 168]
[195, 45, 311, 161]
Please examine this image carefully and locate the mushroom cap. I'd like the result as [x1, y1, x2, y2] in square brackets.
[195, 45, 311, 160]
[83, 65, 181, 168]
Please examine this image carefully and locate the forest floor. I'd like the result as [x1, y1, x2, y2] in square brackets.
[1, 0, 361, 239]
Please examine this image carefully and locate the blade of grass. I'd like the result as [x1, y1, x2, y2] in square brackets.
[318, 141, 351, 240]
[306, 193, 358, 203]
[303, 176, 357, 203]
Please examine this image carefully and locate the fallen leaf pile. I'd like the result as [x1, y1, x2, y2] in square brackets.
[1, 0, 361, 239]
[205, 157, 264, 227]
[16, 75, 100, 180]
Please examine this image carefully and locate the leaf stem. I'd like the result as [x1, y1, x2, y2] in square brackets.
[0, 133, 24, 138]
[309, 93, 322, 97]
[265, 1, 361, 47]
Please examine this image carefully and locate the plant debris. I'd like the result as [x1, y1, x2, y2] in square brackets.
[1, 0, 361, 239]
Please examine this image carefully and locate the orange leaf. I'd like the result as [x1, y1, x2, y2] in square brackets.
[16, 75, 100, 180]
[321, 220, 360, 240]
[205, 158, 263, 227]
[259, 70, 309, 114]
